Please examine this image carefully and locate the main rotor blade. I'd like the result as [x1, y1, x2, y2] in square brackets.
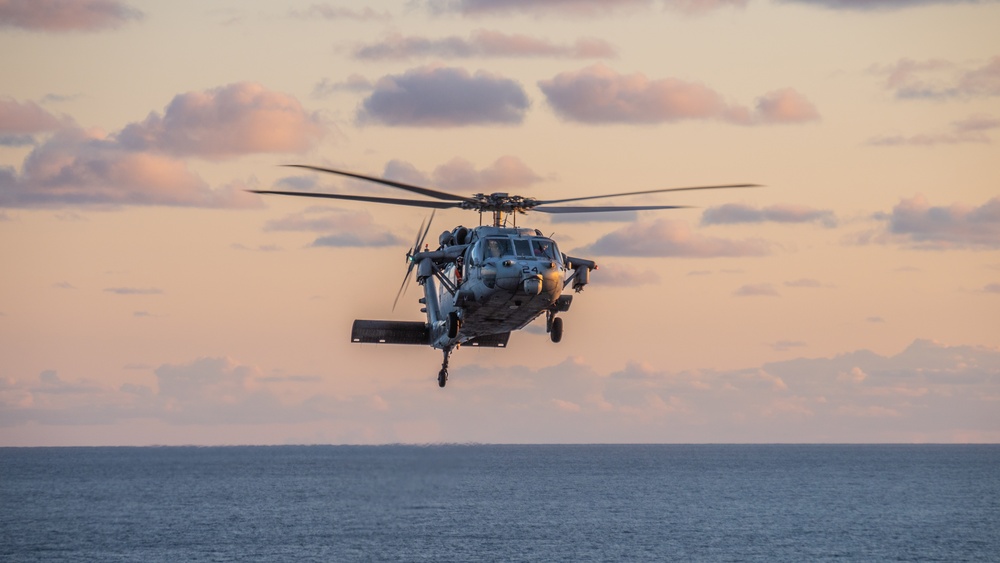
[534, 204, 693, 214]
[537, 184, 760, 206]
[283, 164, 472, 203]
[249, 190, 464, 210]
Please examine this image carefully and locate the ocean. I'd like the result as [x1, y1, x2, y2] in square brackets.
[1, 445, 997, 562]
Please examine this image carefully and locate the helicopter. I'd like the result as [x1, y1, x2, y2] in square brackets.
[252, 164, 756, 387]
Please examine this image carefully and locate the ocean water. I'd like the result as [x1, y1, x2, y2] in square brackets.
[1, 445, 997, 562]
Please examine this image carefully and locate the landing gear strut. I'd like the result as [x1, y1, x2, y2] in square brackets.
[438, 347, 451, 388]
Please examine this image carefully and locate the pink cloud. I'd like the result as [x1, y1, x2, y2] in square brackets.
[880, 194, 1000, 249]
[117, 82, 325, 160]
[539, 64, 725, 123]
[781, 0, 998, 11]
[432, 155, 543, 191]
[753, 88, 821, 123]
[262, 207, 406, 247]
[539, 64, 819, 125]
[286, 5, 391, 21]
[576, 218, 772, 257]
[429, 0, 747, 16]
[702, 203, 836, 226]
[375, 156, 543, 193]
[358, 66, 529, 127]
[0, 0, 142, 32]
[4, 338, 999, 443]
[667, 0, 749, 14]
[1, 127, 261, 208]
[353, 29, 616, 60]
[589, 263, 663, 286]
[432, 0, 653, 16]
[0, 97, 67, 135]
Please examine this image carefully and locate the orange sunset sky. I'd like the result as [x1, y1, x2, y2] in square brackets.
[1, 0, 998, 445]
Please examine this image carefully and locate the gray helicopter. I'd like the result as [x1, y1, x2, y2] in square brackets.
[253, 165, 755, 387]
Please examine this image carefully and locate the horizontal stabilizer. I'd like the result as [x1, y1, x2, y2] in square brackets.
[352, 320, 429, 345]
[466, 332, 510, 348]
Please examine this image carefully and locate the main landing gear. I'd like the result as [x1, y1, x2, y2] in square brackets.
[546, 311, 563, 343]
[438, 347, 451, 388]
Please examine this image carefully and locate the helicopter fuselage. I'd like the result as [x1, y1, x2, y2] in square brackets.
[351, 224, 595, 356]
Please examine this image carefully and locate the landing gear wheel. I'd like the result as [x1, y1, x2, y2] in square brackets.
[438, 347, 452, 388]
[447, 311, 460, 339]
[550, 317, 563, 343]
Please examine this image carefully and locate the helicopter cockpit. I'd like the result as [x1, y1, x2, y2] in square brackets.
[475, 236, 561, 264]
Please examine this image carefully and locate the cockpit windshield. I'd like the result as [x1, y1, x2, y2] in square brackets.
[532, 239, 558, 260]
[483, 237, 512, 259]
[476, 236, 560, 263]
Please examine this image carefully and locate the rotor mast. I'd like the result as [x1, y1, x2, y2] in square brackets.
[466, 192, 537, 227]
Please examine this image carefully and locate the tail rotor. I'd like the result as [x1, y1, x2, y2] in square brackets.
[393, 211, 435, 311]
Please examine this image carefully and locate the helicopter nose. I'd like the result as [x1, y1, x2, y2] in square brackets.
[522, 275, 543, 295]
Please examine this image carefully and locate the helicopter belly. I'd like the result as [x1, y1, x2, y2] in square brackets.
[460, 286, 556, 337]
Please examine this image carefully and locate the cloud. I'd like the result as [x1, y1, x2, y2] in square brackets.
[432, 156, 543, 191]
[702, 203, 837, 227]
[0, 0, 142, 32]
[312, 75, 373, 98]
[749, 88, 821, 124]
[576, 218, 771, 257]
[590, 263, 663, 286]
[104, 287, 163, 295]
[868, 114, 1000, 146]
[3, 339, 999, 443]
[779, 0, 998, 9]
[358, 66, 530, 127]
[375, 156, 544, 194]
[117, 82, 325, 160]
[427, 0, 748, 16]
[287, 4, 391, 21]
[871, 194, 1000, 249]
[538, 64, 819, 125]
[0, 97, 69, 140]
[0, 97, 72, 147]
[1, 126, 262, 208]
[784, 278, 824, 288]
[263, 206, 406, 247]
[352, 29, 616, 60]
[1, 84, 321, 208]
[734, 283, 779, 296]
[872, 56, 1000, 100]
[983, 283, 1000, 294]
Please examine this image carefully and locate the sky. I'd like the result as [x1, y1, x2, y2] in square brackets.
[1, 0, 998, 446]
